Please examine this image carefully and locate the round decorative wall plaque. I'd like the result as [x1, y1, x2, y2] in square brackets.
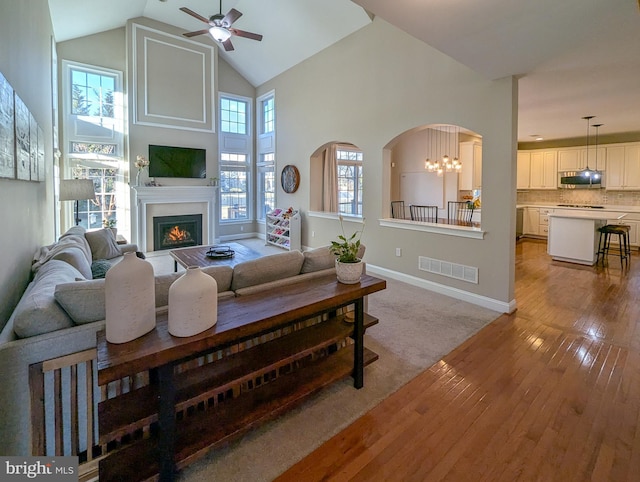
[281, 165, 300, 193]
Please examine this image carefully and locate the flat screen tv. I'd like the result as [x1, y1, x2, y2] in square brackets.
[148, 145, 206, 179]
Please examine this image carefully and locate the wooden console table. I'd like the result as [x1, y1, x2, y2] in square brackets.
[96, 273, 386, 481]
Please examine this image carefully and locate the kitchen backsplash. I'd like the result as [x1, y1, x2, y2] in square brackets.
[517, 189, 640, 206]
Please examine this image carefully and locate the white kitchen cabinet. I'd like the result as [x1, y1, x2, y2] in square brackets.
[529, 151, 557, 189]
[558, 147, 606, 172]
[538, 208, 553, 237]
[517, 152, 531, 189]
[459, 141, 482, 190]
[606, 145, 640, 190]
[558, 149, 581, 171]
[523, 207, 540, 235]
[581, 147, 606, 172]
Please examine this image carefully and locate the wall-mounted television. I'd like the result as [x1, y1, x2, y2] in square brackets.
[148, 145, 206, 179]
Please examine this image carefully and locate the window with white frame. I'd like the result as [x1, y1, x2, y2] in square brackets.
[257, 153, 275, 219]
[219, 94, 252, 221]
[256, 92, 275, 220]
[62, 61, 124, 230]
[337, 147, 363, 216]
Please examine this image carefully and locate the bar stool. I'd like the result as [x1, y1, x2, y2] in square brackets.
[596, 224, 631, 268]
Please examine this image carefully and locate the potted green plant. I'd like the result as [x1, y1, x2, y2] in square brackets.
[102, 218, 117, 237]
[330, 216, 365, 284]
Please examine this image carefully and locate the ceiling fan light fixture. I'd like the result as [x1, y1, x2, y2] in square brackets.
[209, 26, 231, 42]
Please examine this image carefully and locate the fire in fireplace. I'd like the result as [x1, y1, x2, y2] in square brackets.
[153, 214, 202, 251]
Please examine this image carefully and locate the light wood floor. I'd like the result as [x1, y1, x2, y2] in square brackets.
[277, 239, 640, 481]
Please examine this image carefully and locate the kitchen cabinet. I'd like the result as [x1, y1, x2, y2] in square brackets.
[529, 151, 557, 189]
[558, 147, 605, 172]
[523, 207, 553, 237]
[523, 207, 539, 235]
[517, 152, 531, 189]
[459, 141, 482, 190]
[606, 145, 640, 190]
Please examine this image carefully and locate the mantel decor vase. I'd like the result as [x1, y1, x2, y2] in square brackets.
[168, 266, 218, 337]
[105, 251, 156, 344]
[335, 259, 364, 284]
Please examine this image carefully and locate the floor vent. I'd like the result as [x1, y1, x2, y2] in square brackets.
[418, 256, 479, 284]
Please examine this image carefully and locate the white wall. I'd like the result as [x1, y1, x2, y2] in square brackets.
[0, 0, 55, 330]
[258, 17, 518, 306]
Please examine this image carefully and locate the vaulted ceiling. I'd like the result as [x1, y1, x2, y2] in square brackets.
[48, 0, 640, 143]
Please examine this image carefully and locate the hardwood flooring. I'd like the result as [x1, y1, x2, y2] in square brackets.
[277, 239, 640, 481]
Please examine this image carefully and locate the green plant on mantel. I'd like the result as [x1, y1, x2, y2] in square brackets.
[330, 215, 364, 263]
[102, 218, 116, 228]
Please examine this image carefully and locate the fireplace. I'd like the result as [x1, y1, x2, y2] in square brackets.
[153, 214, 202, 251]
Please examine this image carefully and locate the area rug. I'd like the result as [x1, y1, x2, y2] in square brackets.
[176, 270, 500, 481]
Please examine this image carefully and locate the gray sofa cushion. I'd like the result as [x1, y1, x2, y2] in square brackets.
[55, 279, 106, 324]
[52, 246, 93, 279]
[231, 250, 304, 291]
[301, 246, 336, 273]
[12, 260, 82, 338]
[301, 244, 366, 273]
[155, 265, 234, 307]
[84, 228, 122, 260]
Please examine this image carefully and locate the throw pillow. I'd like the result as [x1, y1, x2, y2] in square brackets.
[55, 279, 105, 324]
[85, 228, 121, 260]
[91, 259, 112, 279]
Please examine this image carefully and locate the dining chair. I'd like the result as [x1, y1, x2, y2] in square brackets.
[447, 201, 474, 225]
[410, 205, 438, 223]
[390, 201, 406, 219]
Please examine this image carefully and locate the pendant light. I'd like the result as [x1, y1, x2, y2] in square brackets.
[581, 115, 594, 178]
[424, 125, 462, 175]
[592, 123, 602, 181]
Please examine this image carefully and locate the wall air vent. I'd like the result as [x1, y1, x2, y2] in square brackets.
[418, 256, 479, 284]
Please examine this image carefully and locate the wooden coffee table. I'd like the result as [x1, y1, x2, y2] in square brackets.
[169, 242, 262, 272]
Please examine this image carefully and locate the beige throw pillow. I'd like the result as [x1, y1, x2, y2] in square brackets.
[85, 228, 122, 260]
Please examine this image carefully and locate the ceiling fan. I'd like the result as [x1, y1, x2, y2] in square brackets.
[180, 1, 263, 52]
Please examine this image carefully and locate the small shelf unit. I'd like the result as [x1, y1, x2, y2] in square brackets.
[265, 208, 301, 250]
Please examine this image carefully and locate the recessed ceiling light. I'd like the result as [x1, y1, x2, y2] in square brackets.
[530, 134, 544, 141]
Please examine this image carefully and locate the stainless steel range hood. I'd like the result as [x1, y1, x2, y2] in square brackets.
[559, 171, 605, 189]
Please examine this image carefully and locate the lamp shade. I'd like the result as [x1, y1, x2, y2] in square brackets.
[59, 179, 95, 201]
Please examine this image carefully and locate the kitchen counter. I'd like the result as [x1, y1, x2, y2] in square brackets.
[547, 210, 628, 265]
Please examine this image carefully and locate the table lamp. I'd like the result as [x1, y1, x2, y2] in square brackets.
[59, 179, 95, 226]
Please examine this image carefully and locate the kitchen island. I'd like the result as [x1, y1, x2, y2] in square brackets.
[547, 210, 627, 265]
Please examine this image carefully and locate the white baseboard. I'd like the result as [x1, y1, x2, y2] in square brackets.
[366, 264, 516, 314]
[218, 232, 260, 242]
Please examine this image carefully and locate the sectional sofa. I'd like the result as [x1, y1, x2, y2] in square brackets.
[0, 227, 363, 456]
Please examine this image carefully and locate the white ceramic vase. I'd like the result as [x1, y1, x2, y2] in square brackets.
[105, 251, 156, 344]
[168, 266, 218, 337]
[335, 259, 364, 284]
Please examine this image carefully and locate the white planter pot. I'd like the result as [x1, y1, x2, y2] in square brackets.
[335, 259, 363, 284]
[105, 251, 156, 344]
[168, 266, 218, 337]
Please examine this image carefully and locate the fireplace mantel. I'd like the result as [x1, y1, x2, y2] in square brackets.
[133, 186, 216, 251]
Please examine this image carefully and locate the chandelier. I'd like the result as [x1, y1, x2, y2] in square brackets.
[581, 116, 602, 180]
[424, 125, 462, 176]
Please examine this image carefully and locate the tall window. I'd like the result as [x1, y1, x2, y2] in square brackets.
[219, 94, 252, 222]
[262, 96, 274, 134]
[257, 91, 275, 220]
[220, 153, 249, 220]
[337, 148, 363, 216]
[62, 61, 124, 230]
[257, 153, 275, 219]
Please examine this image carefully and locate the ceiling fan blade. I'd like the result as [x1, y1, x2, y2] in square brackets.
[222, 8, 242, 27]
[230, 28, 263, 41]
[183, 28, 210, 38]
[222, 38, 235, 52]
[179, 7, 211, 25]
